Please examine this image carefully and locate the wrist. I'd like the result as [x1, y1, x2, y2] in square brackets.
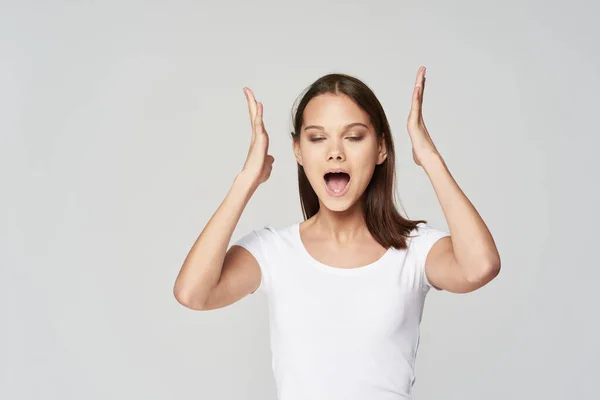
[234, 171, 260, 193]
[420, 151, 446, 171]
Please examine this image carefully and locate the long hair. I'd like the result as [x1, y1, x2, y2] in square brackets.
[290, 73, 427, 250]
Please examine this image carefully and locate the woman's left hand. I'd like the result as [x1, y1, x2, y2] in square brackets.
[407, 66, 442, 167]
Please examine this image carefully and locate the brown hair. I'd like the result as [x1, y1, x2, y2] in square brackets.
[290, 73, 427, 250]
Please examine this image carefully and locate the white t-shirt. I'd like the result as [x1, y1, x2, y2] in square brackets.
[233, 222, 450, 400]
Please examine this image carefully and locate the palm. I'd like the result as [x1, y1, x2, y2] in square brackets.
[243, 87, 274, 185]
[407, 66, 440, 166]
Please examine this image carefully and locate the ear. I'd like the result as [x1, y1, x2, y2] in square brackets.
[292, 138, 303, 166]
[376, 135, 387, 165]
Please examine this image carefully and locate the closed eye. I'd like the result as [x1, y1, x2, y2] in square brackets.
[309, 137, 363, 142]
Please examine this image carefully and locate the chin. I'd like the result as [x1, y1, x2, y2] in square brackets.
[321, 202, 351, 213]
[317, 191, 360, 213]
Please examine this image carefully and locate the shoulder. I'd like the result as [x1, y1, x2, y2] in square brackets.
[403, 222, 451, 290]
[233, 222, 296, 249]
[253, 223, 294, 239]
[407, 222, 450, 248]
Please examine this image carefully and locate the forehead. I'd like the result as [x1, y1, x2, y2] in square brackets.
[302, 93, 372, 128]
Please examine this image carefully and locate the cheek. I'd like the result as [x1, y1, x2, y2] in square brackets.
[348, 152, 379, 184]
[348, 147, 379, 167]
[299, 149, 322, 175]
[298, 157, 319, 182]
[304, 166, 324, 187]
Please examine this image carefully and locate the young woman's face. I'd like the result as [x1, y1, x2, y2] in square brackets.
[293, 93, 387, 212]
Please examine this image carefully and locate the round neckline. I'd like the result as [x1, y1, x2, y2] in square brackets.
[292, 222, 394, 275]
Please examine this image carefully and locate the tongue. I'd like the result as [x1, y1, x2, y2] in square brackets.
[327, 174, 349, 192]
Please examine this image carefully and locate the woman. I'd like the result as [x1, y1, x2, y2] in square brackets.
[173, 66, 501, 400]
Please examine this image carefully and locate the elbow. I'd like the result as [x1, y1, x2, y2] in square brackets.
[479, 260, 501, 282]
[487, 255, 501, 278]
[173, 281, 188, 305]
[173, 286, 191, 307]
[484, 264, 500, 284]
[466, 259, 501, 286]
[173, 286, 207, 310]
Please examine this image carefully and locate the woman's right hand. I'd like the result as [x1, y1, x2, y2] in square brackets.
[240, 87, 275, 187]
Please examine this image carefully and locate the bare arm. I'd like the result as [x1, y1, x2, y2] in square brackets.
[173, 88, 274, 310]
[406, 67, 500, 293]
[173, 172, 259, 309]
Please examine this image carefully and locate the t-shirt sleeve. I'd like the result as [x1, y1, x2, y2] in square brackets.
[231, 225, 274, 295]
[409, 222, 451, 291]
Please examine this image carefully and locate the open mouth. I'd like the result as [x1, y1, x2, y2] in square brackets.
[324, 171, 351, 196]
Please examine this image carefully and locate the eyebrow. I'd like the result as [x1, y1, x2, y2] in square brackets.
[303, 122, 369, 131]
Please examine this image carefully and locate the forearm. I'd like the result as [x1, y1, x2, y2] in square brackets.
[421, 152, 501, 281]
[173, 171, 258, 307]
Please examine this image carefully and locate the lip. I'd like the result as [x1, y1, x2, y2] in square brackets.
[323, 169, 351, 197]
[323, 167, 350, 175]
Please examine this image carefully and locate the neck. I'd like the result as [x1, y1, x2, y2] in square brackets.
[308, 202, 367, 243]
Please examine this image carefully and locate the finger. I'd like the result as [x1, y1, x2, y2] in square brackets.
[420, 76, 426, 123]
[409, 84, 422, 122]
[244, 87, 257, 120]
[414, 66, 426, 87]
[254, 101, 265, 134]
[244, 87, 257, 131]
[410, 67, 425, 120]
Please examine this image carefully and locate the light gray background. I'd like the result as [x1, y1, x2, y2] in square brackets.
[2, 0, 598, 399]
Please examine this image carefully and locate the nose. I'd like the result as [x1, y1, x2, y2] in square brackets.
[327, 140, 345, 161]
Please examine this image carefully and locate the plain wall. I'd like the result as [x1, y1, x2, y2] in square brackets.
[2, 0, 599, 399]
